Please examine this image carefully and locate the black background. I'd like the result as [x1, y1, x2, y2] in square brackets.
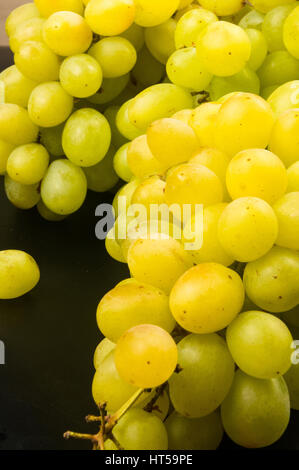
[0, 47, 298, 451]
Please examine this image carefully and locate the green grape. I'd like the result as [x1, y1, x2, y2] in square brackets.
[252, 0, 294, 13]
[83, 145, 119, 192]
[147, 118, 199, 167]
[62, 108, 111, 166]
[9, 17, 45, 53]
[7, 143, 49, 185]
[28, 82, 73, 128]
[262, 4, 297, 52]
[208, 67, 260, 101]
[6, 3, 40, 37]
[59, 54, 102, 99]
[172, 108, 193, 125]
[112, 177, 141, 217]
[0, 103, 39, 146]
[5, 175, 40, 210]
[267, 80, 299, 114]
[92, 351, 138, 412]
[128, 83, 193, 132]
[174, 8, 218, 49]
[226, 148, 288, 204]
[127, 135, 166, 178]
[239, 9, 265, 29]
[243, 246, 299, 313]
[115, 324, 178, 388]
[37, 200, 67, 221]
[0, 65, 37, 108]
[169, 333, 235, 418]
[85, 0, 136, 36]
[190, 103, 221, 147]
[89, 37, 137, 78]
[287, 161, 299, 192]
[41, 159, 87, 215]
[113, 408, 168, 450]
[121, 23, 145, 52]
[94, 338, 115, 370]
[14, 41, 61, 83]
[127, 238, 193, 294]
[269, 109, 299, 166]
[109, 79, 144, 107]
[165, 411, 223, 450]
[40, 124, 64, 157]
[113, 144, 133, 182]
[261, 85, 279, 99]
[227, 311, 293, 379]
[144, 19, 177, 65]
[284, 6, 299, 60]
[34, 0, 84, 17]
[274, 192, 299, 251]
[134, 0, 179, 27]
[43, 11, 92, 57]
[88, 74, 129, 105]
[215, 92, 275, 157]
[167, 47, 212, 91]
[0, 250, 40, 299]
[116, 99, 144, 140]
[197, 21, 251, 77]
[170, 263, 244, 334]
[245, 28, 268, 71]
[221, 370, 290, 448]
[132, 47, 165, 88]
[105, 233, 126, 263]
[97, 280, 175, 343]
[258, 51, 299, 89]
[104, 106, 128, 148]
[197, 0, 244, 16]
[218, 197, 278, 262]
[284, 362, 299, 410]
[0, 140, 15, 175]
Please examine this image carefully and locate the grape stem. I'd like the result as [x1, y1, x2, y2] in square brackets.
[143, 383, 167, 414]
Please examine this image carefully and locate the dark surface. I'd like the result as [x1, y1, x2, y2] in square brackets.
[0, 47, 298, 451]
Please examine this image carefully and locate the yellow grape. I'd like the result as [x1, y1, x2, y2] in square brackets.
[283, 5, 299, 59]
[34, 0, 84, 17]
[167, 47, 213, 91]
[89, 37, 137, 78]
[5, 175, 40, 210]
[287, 161, 299, 192]
[178, 0, 192, 8]
[94, 338, 115, 369]
[267, 80, 299, 114]
[127, 135, 165, 178]
[7, 143, 49, 185]
[274, 192, 299, 251]
[9, 17, 45, 53]
[116, 99, 143, 140]
[0, 103, 38, 146]
[134, 0, 180, 27]
[175, 7, 218, 50]
[85, 0, 136, 36]
[172, 108, 193, 125]
[269, 108, 299, 167]
[131, 175, 166, 210]
[113, 144, 133, 182]
[105, 234, 126, 263]
[252, 0, 294, 14]
[144, 19, 177, 65]
[115, 324, 178, 388]
[190, 103, 221, 148]
[170, 263, 244, 334]
[0, 65, 37, 108]
[0, 140, 15, 175]
[59, 54, 103, 99]
[6, 3, 40, 37]
[14, 41, 61, 83]
[0, 250, 40, 299]
[198, 0, 244, 16]
[112, 177, 141, 217]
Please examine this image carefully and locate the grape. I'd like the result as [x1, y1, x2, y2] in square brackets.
[284, 362, 299, 410]
[137, 389, 170, 420]
[165, 411, 223, 450]
[175, 8, 218, 49]
[115, 324, 177, 388]
[37, 200, 67, 222]
[5, 175, 40, 210]
[208, 67, 260, 101]
[0, 140, 15, 175]
[94, 338, 115, 370]
[112, 177, 141, 217]
[9, 17, 45, 53]
[174, 3, 200, 20]
[41, 159, 87, 215]
[134, 0, 179, 27]
[62, 108, 111, 167]
[34, 0, 84, 17]
[106, 235, 126, 263]
[88, 75, 129, 105]
[239, 9, 265, 29]
[0, 65, 37, 108]
[89, 37, 137, 78]
[269, 109, 299, 167]
[130, 175, 166, 213]
[169, 334, 235, 418]
[116, 99, 143, 140]
[0, 250, 40, 299]
[261, 85, 279, 100]
[127, 135, 165, 178]
[284, 6, 299, 60]
[144, 18, 176, 65]
[97, 280, 175, 343]
[147, 118, 199, 167]
[262, 4, 297, 52]
[197, 22, 251, 77]
[14, 41, 61, 83]
[190, 103, 221, 147]
[85, 0, 135, 36]
[167, 47, 212, 92]
[178, 0, 192, 8]
[128, 83, 193, 132]
[112, 409, 168, 450]
[172, 108, 193, 125]
[104, 439, 118, 450]
[214, 92, 275, 157]
[43, 11, 92, 57]
[165, 163, 223, 208]
[274, 192, 299, 251]
[28, 82, 73, 128]
[287, 161, 299, 192]
[7, 143, 49, 185]
[0, 103, 39, 146]
[245, 28, 268, 71]
[252, 0, 294, 13]
[84, 146, 119, 192]
[113, 144, 132, 182]
[40, 124, 64, 157]
[226, 149, 288, 204]
[227, 311, 293, 379]
[121, 23, 144, 52]
[92, 351, 138, 412]
[197, 0, 244, 16]
[243, 246, 299, 313]
[267, 80, 299, 114]
[6, 3, 40, 37]
[104, 106, 128, 148]
[258, 51, 299, 89]
[127, 238, 193, 294]
[221, 370, 290, 448]
[218, 197, 278, 262]
[170, 263, 244, 333]
[59, 54, 102, 99]
[132, 47, 165, 88]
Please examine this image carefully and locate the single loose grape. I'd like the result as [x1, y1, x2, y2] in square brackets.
[0, 250, 40, 299]
[273, 192, 299, 251]
[5, 175, 40, 210]
[7, 143, 49, 185]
